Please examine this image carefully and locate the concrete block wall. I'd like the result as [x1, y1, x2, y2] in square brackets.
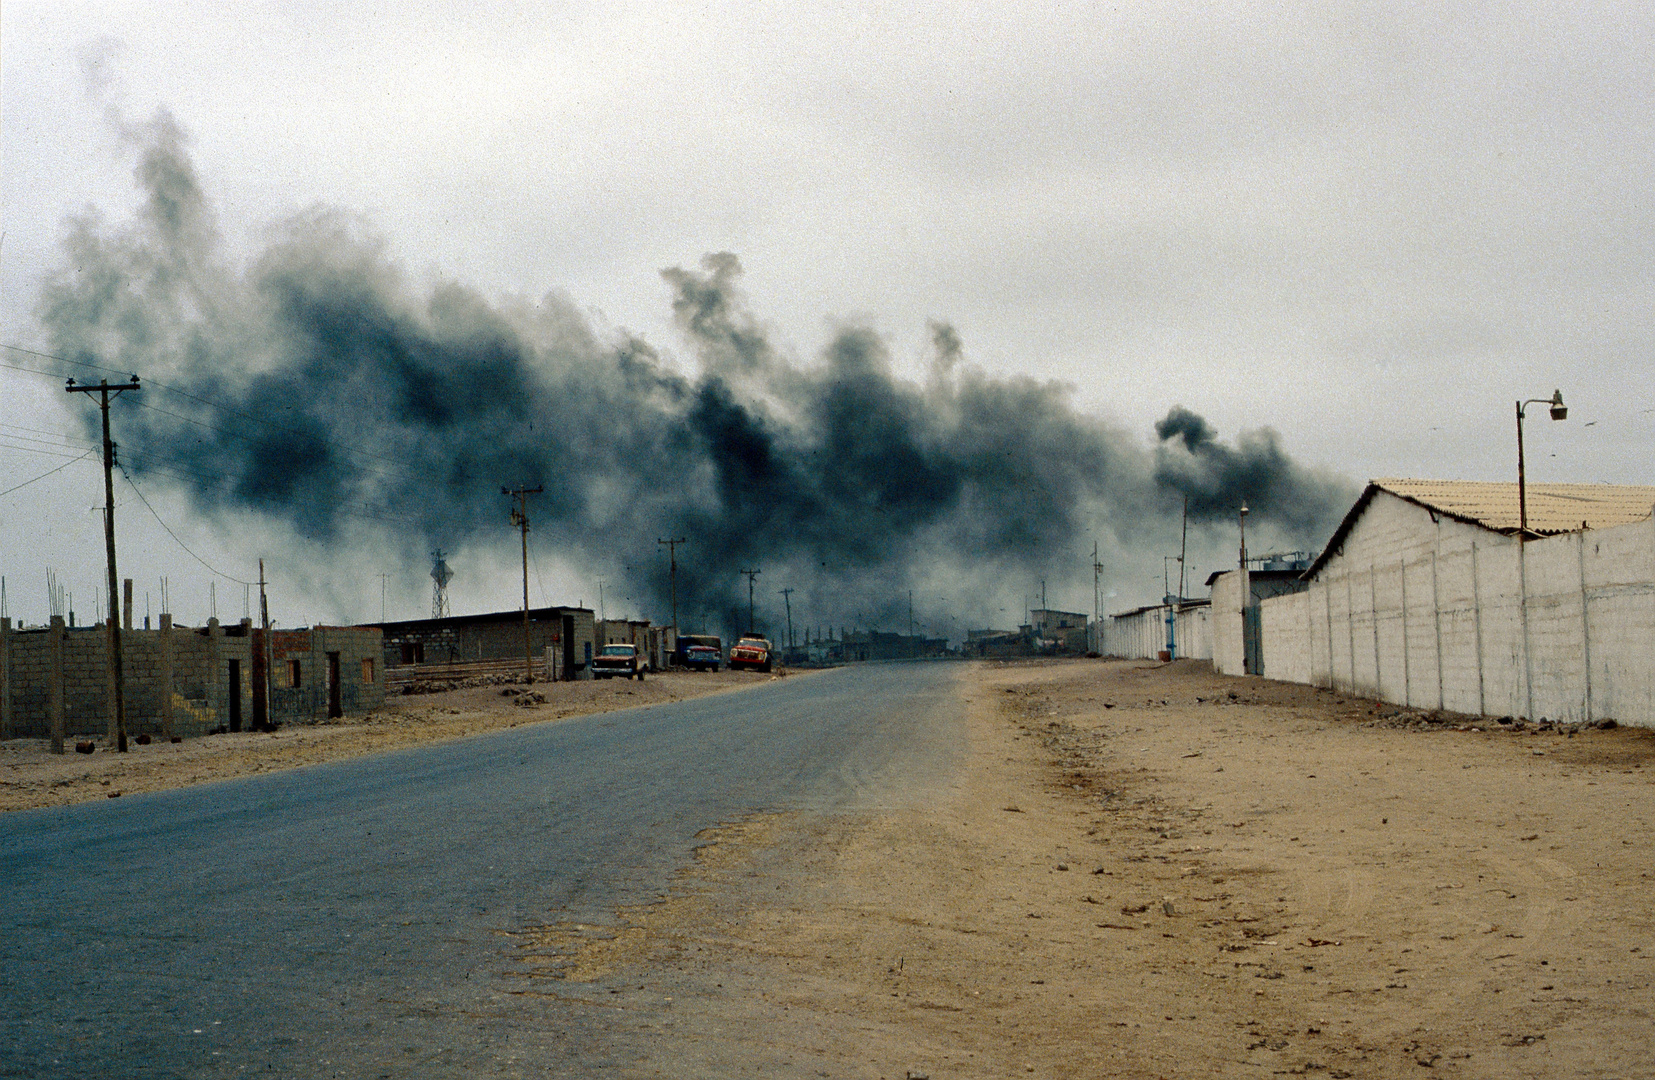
[271, 626, 385, 722]
[0, 617, 253, 741]
[1248, 490, 1655, 727]
[383, 611, 596, 675]
[1259, 590, 1312, 685]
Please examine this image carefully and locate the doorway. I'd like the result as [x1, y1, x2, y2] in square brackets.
[227, 659, 242, 732]
[326, 652, 342, 719]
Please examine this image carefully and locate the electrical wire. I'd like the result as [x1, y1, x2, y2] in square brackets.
[0, 450, 98, 499]
[3, 342, 456, 478]
[118, 465, 258, 586]
[4, 341, 496, 534]
[528, 542, 552, 606]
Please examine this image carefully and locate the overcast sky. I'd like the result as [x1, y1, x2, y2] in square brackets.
[3, 1, 1651, 629]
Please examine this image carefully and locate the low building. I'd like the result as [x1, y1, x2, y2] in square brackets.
[597, 619, 670, 671]
[963, 628, 1036, 659]
[1219, 478, 1655, 727]
[1029, 609, 1090, 653]
[365, 606, 596, 681]
[1104, 599, 1212, 661]
[0, 616, 383, 744]
[837, 629, 949, 663]
[269, 626, 385, 721]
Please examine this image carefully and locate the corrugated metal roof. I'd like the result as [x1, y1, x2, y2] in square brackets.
[1373, 478, 1655, 535]
[1304, 479, 1655, 579]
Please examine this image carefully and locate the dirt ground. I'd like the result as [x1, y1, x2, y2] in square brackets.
[510, 659, 1655, 1079]
[0, 667, 793, 812]
[8, 658, 1653, 1077]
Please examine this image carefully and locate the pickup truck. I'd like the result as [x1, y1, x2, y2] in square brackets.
[729, 636, 773, 672]
[592, 643, 646, 679]
[675, 634, 722, 672]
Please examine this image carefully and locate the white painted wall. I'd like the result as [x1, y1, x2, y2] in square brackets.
[1103, 605, 1212, 660]
[1255, 489, 1655, 727]
[1211, 571, 1247, 676]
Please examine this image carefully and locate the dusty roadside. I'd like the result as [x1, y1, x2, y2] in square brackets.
[519, 658, 1655, 1079]
[0, 668, 799, 812]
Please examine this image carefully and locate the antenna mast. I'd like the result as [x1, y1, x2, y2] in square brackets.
[430, 550, 453, 619]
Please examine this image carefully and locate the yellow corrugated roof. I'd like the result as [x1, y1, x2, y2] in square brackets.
[1374, 478, 1655, 535]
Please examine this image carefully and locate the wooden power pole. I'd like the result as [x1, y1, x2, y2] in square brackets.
[66, 375, 140, 752]
[657, 538, 685, 642]
[740, 568, 761, 634]
[778, 587, 795, 648]
[503, 485, 543, 682]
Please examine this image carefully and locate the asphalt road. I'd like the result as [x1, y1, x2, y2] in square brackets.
[0, 662, 964, 1078]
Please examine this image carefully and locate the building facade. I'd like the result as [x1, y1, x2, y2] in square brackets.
[0, 616, 383, 744]
[1214, 479, 1655, 727]
[367, 606, 596, 681]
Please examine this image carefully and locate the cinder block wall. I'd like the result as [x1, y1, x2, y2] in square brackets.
[0, 618, 252, 740]
[382, 612, 596, 674]
[270, 626, 385, 722]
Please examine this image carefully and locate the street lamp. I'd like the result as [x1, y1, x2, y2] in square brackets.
[1516, 390, 1567, 540]
[1238, 503, 1250, 569]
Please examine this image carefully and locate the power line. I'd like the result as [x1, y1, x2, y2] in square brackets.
[0, 450, 98, 499]
[3, 345, 440, 480]
[118, 465, 257, 586]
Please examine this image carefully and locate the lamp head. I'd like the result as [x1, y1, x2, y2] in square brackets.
[1549, 389, 1567, 421]
[1239, 503, 1250, 518]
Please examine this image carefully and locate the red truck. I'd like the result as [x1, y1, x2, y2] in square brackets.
[729, 636, 773, 673]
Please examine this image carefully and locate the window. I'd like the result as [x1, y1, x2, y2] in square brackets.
[399, 642, 424, 664]
[288, 659, 302, 688]
[361, 658, 375, 683]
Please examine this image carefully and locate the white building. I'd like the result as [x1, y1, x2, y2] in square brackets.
[1214, 479, 1655, 727]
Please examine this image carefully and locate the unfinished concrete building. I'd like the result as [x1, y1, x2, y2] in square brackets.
[0, 616, 384, 746]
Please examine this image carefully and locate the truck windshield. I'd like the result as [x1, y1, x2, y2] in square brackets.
[600, 646, 633, 656]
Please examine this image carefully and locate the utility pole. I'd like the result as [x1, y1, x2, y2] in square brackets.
[1178, 496, 1189, 603]
[908, 590, 914, 640]
[1092, 541, 1102, 653]
[66, 375, 140, 752]
[378, 572, 389, 622]
[658, 538, 685, 642]
[778, 588, 795, 648]
[740, 568, 761, 634]
[255, 559, 272, 731]
[503, 485, 543, 682]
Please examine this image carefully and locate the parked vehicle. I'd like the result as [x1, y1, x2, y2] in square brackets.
[675, 634, 723, 672]
[729, 635, 773, 672]
[592, 643, 646, 679]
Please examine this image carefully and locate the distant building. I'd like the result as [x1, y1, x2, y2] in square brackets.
[962, 628, 1035, 659]
[596, 619, 670, 671]
[1104, 599, 1211, 661]
[837, 629, 949, 662]
[365, 606, 596, 681]
[1029, 609, 1090, 653]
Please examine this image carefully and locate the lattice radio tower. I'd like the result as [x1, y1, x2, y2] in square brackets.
[430, 549, 454, 618]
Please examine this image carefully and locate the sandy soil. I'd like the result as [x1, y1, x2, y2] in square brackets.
[0, 667, 796, 812]
[509, 659, 1655, 1079]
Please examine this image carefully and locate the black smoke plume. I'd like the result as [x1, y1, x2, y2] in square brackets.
[36, 110, 1355, 633]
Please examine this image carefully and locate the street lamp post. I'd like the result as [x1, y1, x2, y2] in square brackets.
[1516, 390, 1567, 540]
